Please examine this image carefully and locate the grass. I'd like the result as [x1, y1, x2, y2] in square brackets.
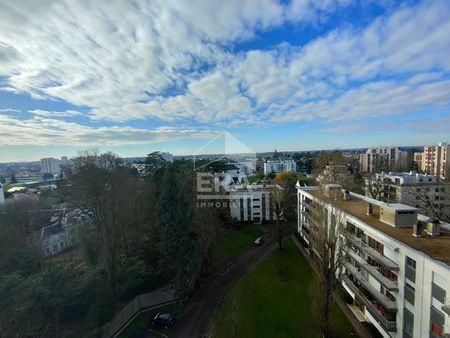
[117, 303, 181, 338]
[216, 225, 264, 262]
[211, 238, 357, 338]
[2, 183, 25, 191]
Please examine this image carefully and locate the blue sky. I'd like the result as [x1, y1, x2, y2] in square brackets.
[0, 0, 450, 162]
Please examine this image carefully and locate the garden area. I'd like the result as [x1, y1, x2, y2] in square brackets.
[211, 238, 357, 338]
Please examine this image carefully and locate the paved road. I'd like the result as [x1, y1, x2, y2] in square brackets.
[136, 228, 288, 338]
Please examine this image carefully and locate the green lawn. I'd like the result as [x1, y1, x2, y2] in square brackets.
[217, 225, 264, 262]
[211, 238, 357, 338]
[117, 303, 181, 338]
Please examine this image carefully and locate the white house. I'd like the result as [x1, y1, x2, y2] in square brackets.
[297, 183, 450, 338]
[40, 214, 73, 257]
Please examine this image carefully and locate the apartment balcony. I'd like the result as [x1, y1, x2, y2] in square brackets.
[443, 297, 450, 316]
[342, 228, 399, 271]
[345, 248, 398, 291]
[343, 261, 397, 311]
[342, 274, 397, 333]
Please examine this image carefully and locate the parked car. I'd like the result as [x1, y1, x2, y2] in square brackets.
[254, 237, 264, 246]
[152, 313, 175, 329]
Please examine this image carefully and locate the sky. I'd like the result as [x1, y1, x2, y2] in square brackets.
[0, 0, 450, 162]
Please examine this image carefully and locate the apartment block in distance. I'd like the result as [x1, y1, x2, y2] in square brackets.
[360, 147, 412, 174]
[423, 143, 450, 182]
[229, 184, 278, 223]
[263, 159, 296, 175]
[40, 157, 61, 175]
[365, 172, 450, 220]
[297, 183, 450, 338]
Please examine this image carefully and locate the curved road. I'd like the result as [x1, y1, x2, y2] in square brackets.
[137, 228, 289, 338]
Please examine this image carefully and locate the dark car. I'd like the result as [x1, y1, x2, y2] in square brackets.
[254, 237, 264, 246]
[152, 312, 175, 329]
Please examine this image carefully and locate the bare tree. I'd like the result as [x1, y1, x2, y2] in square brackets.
[308, 204, 344, 338]
[366, 174, 396, 203]
[271, 185, 287, 251]
[404, 184, 450, 223]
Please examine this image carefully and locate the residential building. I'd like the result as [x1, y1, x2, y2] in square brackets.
[232, 159, 256, 176]
[160, 152, 174, 162]
[316, 164, 351, 185]
[263, 159, 296, 175]
[40, 214, 73, 257]
[413, 152, 423, 171]
[40, 157, 61, 175]
[423, 143, 450, 181]
[15, 171, 42, 183]
[365, 172, 450, 220]
[360, 147, 412, 174]
[229, 184, 279, 223]
[0, 183, 4, 204]
[297, 183, 450, 338]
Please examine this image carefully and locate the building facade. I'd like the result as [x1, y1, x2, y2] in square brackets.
[263, 159, 297, 175]
[229, 184, 278, 223]
[0, 183, 4, 204]
[423, 143, 450, 182]
[297, 184, 450, 338]
[413, 152, 423, 171]
[40, 157, 61, 175]
[360, 147, 412, 174]
[40, 215, 73, 257]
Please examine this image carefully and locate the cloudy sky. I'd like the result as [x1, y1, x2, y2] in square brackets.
[0, 0, 449, 161]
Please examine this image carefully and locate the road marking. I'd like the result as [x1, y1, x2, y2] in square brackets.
[147, 328, 168, 337]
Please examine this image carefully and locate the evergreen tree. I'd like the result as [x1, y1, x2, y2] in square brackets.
[158, 166, 200, 292]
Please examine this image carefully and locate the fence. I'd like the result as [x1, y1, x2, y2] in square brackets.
[102, 290, 177, 338]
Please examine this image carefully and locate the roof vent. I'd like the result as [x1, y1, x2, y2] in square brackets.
[342, 190, 351, 201]
[413, 221, 425, 237]
[367, 203, 374, 216]
[426, 219, 441, 236]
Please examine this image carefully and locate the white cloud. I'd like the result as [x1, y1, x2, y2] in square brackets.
[0, 114, 220, 146]
[0, 0, 449, 132]
[0, 108, 21, 113]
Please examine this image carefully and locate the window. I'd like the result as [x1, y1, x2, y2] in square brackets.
[406, 256, 416, 269]
[52, 244, 58, 252]
[404, 283, 415, 305]
[403, 307, 414, 338]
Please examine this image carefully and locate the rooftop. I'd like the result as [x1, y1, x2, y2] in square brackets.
[41, 223, 65, 238]
[306, 188, 450, 266]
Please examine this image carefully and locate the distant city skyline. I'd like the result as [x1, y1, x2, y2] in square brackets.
[1, 1, 450, 162]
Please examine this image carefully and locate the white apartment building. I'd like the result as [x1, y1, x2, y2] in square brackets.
[160, 152, 174, 162]
[297, 183, 450, 338]
[229, 184, 278, 223]
[263, 159, 296, 175]
[423, 143, 450, 182]
[40, 157, 61, 175]
[366, 172, 450, 220]
[0, 183, 5, 204]
[360, 147, 412, 174]
[232, 159, 256, 176]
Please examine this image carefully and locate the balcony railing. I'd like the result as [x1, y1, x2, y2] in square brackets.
[342, 227, 399, 271]
[345, 247, 398, 291]
[442, 297, 450, 316]
[342, 274, 397, 332]
[343, 262, 397, 311]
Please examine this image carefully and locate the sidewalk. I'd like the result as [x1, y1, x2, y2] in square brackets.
[291, 235, 376, 338]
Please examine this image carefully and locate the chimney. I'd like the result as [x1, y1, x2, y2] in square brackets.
[367, 203, 373, 216]
[413, 221, 425, 237]
[426, 219, 441, 236]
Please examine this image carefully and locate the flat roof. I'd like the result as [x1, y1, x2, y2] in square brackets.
[306, 189, 450, 266]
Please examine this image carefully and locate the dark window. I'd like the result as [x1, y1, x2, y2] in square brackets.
[403, 307, 414, 338]
[431, 283, 446, 304]
[404, 283, 415, 305]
